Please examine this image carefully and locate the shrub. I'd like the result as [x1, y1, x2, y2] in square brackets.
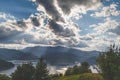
[0, 74, 11, 80]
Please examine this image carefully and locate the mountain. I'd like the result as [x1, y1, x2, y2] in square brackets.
[23, 46, 47, 57]
[0, 48, 38, 60]
[0, 46, 99, 66]
[23, 46, 99, 65]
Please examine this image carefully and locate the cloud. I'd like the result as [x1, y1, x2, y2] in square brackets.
[0, 12, 16, 22]
[0, 25, 22, 41]
[16, 20, 27, 29]
[81, 17, 120, 51]
[91, 4, 120, 17]
[35, 0, 102, 21]
[57, 0, 101, 14]
[75, 41, 89, 48]
[31, 17, 40, 26]
[90, 18, 119, 34]
[0, 13, 80, 47]
[36, 0, 64, 22]
[108, 26, 120, 35]
[48, 20, 75, 37]
[80, 35, 93, 41]
[1, 0, 110, 51]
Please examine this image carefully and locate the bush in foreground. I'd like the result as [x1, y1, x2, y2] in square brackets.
[0, 74, 11, 80]
[97, 45, 120, 80]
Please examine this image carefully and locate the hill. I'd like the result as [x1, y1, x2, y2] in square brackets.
[0, 46, 99, 66]
[0, 48, 38, 60]
[23, 46, 99, 65]
[0, 59, 14, 71]
[53, 74, 80, 80]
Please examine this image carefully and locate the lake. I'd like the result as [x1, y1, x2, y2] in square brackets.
[0, 60, 67, 76]
[0, 60, 38, 76]
[0, 60, 98, 76]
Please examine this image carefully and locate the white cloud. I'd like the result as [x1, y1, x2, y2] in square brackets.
[90, 18, 119, 34]
[0, 12, 16, 22]
[79, 17, 120, 51]
[0, 11, 82, 48]
[91, 4, 120, 17]
[1, 0, 119, 51]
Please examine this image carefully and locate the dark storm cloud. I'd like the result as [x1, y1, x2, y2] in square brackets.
[48, 20, 75, 37]
[0, 26, 21, 41]
[16, 20, 27, 29]
[36, 0, 64, 22]
[108, 26, 120, 35]
[31, 17, 40, 26]
[49, 20, 63, 33]
[57, 0, 100, 14]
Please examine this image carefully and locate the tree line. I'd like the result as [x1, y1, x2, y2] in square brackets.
[65, 62, 91, 76]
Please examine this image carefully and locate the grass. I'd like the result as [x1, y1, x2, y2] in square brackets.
[52, 73, 104, 80]
[52, 74, 80, 80]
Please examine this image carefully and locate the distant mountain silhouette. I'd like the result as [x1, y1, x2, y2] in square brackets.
[0, 48, 38, 60]
[23, 46, 99, 65]
[0, 46, 99, 66]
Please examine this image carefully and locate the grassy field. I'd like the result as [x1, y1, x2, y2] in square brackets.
[52, 73, 104, 80]
[52, 74, 80, 80]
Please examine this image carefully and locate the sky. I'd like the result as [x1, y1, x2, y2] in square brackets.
[0, 0, 120, 51]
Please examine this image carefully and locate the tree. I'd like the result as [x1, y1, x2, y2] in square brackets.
[79, 62, 91, 73]
[50, 73, 63, 79]
[65, 62, 91, 76]
[11, 63, 35, 80]
[97, 45, 120, 80]
[65, 67, 73, 76]
[0, 74, 11, 80]
[34, 58, 51, 80]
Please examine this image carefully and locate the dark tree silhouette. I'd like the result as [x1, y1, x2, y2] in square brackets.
[34, 58, 51, 80]
[11, 63, 35, 80]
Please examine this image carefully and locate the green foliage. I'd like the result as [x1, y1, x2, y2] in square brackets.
[0, 74, 11, 80]
[0, 59, 14, 71]
[50, 73, 63, 80]
[78, 62, 91, 74]
[65, 62, 91, 76]
[34, 58, 51, 80]
[11, 58, 51, 80]
[11, 63, 35, 80]
[79, 73, 104, 80]
[65, 67, 73, 75]
[97, 45, 120, 80]
[50, 73, 63, 78]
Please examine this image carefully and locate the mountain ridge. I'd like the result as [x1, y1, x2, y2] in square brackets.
[23, 46, 99, 65]
[0, 46, 99, 66]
